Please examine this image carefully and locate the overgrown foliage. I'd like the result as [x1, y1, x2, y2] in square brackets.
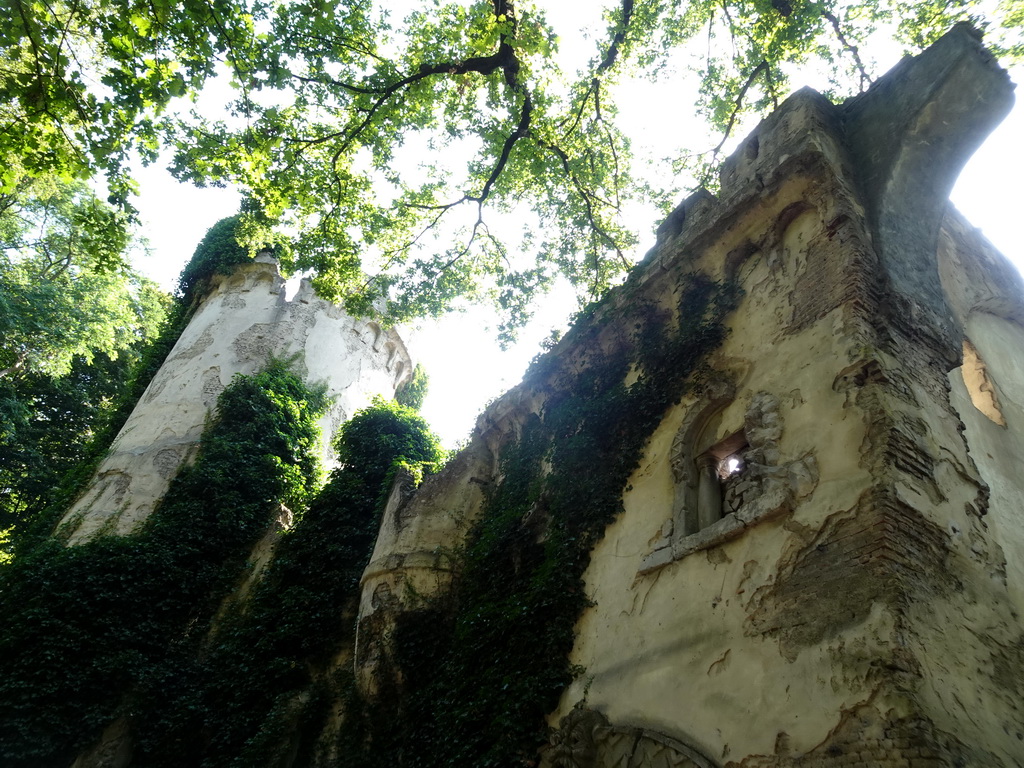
[395, 363, 430, 411]
[175, 214, 252, 300]
[0, 389, 445, 766]
[0, 177, 169, 547]
[176, 212, 282, 302]
[338, 272, 740, 767]
[0, 353, 139, 536]
[125, 399, 445, 766]
[0, 361, 327, 767]
[3, 0, 1017, 332]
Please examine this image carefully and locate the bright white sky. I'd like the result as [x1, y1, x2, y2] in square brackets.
[128, 10, 1024, 448]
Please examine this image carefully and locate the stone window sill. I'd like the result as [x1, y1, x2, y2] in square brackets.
[639, 510, 754, 574]
[636, 462, 814, 576]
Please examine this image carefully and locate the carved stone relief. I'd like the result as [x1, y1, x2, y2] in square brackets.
[540, 706, 717, 768]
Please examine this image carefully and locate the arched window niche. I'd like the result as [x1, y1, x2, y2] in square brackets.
[641, 386, 818, 574]
[669, 379, 742, 538]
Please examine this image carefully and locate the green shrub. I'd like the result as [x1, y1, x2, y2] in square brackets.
[0, 360, 326, 767]
[176, 215, 263, 302]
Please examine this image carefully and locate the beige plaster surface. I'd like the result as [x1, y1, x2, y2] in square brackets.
[550, 205, 885, 762]
[956, 312, 1024, 607]
[59, 258, 412, 544]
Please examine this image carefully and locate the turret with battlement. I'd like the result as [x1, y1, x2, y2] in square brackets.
[58, 255, 412, 544]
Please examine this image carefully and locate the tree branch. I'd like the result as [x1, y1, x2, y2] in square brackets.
[822, 10, 872, 90]
[709, 60, 768, 157]
[559, 0, 634, 136]
[598, 0, 634, 74]
[475, 91, 532, 204]
[287, 32, 385, 65]
[538, 139, 629, 268]
[0, 350, 30, 380]
[403, 88, 532, 217]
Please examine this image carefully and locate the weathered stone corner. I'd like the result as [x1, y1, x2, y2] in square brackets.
[842, 22, 1015, 343]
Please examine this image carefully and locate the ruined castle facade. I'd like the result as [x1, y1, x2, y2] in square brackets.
[356, 25, 1024, 767]
[48, 24, 1024, 768]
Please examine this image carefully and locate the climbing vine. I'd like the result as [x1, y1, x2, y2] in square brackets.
[341, 272, 740, 767]
[175, 213, 281, 303]
[127, 398, 445, 767]
[0, 360, 327, 767]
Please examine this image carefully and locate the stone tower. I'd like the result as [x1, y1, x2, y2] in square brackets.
[59, 255, 412, 544]
[353, 25, 1024, 766]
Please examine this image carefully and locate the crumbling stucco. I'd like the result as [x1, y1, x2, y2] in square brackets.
[354, 25, 1024, 768]
[59, 257, 413, 544]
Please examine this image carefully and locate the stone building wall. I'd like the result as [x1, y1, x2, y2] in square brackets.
[355, 25, 1024, 767]
[58, 256, 412, 544]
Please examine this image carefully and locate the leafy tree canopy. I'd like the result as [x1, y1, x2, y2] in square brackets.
[3, 0, 1021, 336]
[0, 177, 167, 381]
[0, 176, 169, 545]
[0, 353, 134, 535]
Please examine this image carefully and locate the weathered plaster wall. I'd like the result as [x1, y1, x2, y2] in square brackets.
[356, 380, 548, 634]
[940, 215, 1024, 612]
[539, 31, 1023, 765]
[355, 24, 1023, 768]
[59, 256, 412, 544]
[552, 206, 1024, 766]
[925, 215, 1024, 762]
[558, 243, 872, 764]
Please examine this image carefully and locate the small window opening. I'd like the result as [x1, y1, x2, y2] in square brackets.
[706, 431, 748, 474]
[720, 454, 744, 479]
[690, 430, 748, 532]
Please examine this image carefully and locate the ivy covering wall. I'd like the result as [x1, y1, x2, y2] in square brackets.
[0, 268, 735, 767]
[338, 273, 740, 767]
[0, 361, 328, 766]
[130, 398, 445, 767]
